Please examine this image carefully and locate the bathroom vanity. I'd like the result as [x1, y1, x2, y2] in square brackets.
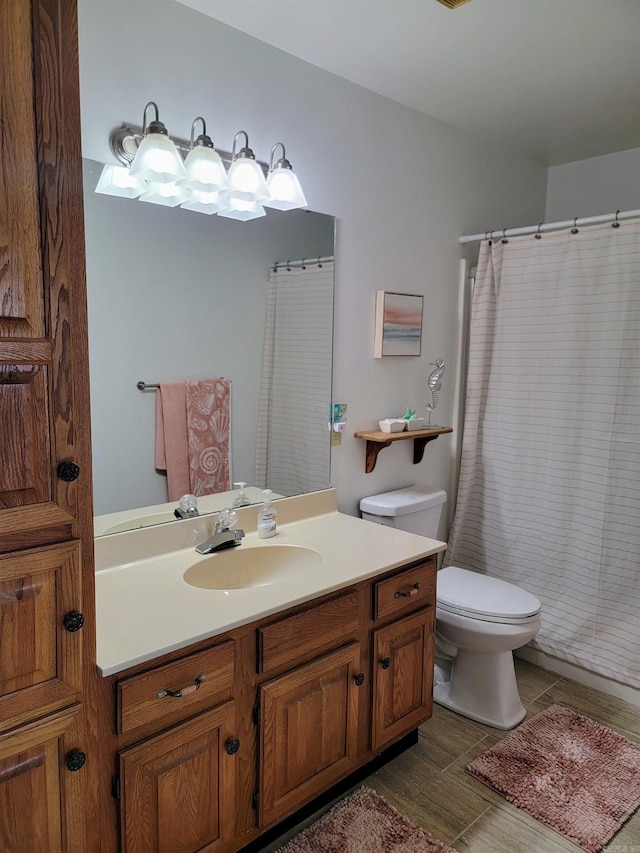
[94, 490, 445, 852]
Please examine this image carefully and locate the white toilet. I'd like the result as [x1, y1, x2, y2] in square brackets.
[359, 485, 541, 730]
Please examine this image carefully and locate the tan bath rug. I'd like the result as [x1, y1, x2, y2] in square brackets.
[276, 785, 456, 852]
[467, 703, 640, 852]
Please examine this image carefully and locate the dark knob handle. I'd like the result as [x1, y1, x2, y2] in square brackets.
[353, 672, 365, 686]
[65, 750, 86, 772]
[225, 737, 240, 755]
[63, 611, 85, 632]
[380, 657, 391, 670]
[58, 461, 80, 482]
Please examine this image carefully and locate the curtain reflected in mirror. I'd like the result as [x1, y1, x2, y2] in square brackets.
[256, 259, 334, 495]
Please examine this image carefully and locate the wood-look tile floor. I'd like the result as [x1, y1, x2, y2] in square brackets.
[263, 659, 640, 852]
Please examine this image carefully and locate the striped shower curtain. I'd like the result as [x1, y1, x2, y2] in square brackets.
[254, 260, 334, 496]
[446, 220, 640, 687]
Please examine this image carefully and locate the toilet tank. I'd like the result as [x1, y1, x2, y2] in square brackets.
[359, 485, 447, 538]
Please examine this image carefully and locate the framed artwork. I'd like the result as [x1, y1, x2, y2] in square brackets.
[374, 291, 424, 357]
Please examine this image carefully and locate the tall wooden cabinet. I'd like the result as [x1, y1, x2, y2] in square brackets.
[0, 1, 98, 850]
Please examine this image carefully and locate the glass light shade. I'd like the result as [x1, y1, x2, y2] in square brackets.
[129, 133, 187, 183]
[95, 164, 146, 198]
[227, 158, 269, 202]
[179, 147, 230, 193]
[181, 189, 230, 215]
[218, 200, 266, 221]
[139, 181, 189, 207]
[264, 168, 308, 211]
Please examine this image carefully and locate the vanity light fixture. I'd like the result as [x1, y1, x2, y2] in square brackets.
[179, 117, 230, 194]
[139, 181, 189, 207]
[95, 164, 146, 198]
[97, 106, 308, 221]
[263, 143, 308, 211]
[129, 102, 187, 184]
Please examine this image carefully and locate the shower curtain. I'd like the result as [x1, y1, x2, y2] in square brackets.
[446, 220, 640, 687]
[255, 260, 334, 496]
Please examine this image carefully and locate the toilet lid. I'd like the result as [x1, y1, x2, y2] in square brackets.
[437, 566, 540, 620]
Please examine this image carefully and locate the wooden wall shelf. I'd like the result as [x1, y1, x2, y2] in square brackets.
[354, 427, 453, 473]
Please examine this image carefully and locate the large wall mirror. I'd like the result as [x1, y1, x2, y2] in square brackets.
[83, 159, 335, 536]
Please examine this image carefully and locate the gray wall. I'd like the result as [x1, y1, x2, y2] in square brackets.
[78, 0, 548, 519]
[546, 148, 640, 221]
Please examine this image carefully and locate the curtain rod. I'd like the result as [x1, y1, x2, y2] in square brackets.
[459, 208, 640, 244]
[272, 255, 334, 271]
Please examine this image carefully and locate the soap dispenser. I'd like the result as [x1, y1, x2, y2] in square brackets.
[233, 482, 250, 508]
[257, 489, 278, 539]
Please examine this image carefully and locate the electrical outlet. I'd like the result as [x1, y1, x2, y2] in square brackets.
[331, 429, 342, 447]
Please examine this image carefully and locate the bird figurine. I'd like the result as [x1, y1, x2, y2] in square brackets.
[426, 359, 445, 426]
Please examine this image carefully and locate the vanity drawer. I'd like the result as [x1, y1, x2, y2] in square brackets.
[117, 641, 235, 735]
[258, 590, 360, 676]
[373, 559, 436, 622]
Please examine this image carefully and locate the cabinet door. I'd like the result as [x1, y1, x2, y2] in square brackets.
[0, 542, 84, 731]
[259, 643, 361, 827]
[0, 0, 92, 544]
[119, 702, 237, 853]
[371, 608, 434, 751]
[0, 704, 90, 853]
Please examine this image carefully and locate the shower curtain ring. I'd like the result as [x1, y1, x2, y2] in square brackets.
[501, 228, 508, 244]
[612, 210, 621, 229]
[535, 223, 542, 239]
[571, 217, 579, 234]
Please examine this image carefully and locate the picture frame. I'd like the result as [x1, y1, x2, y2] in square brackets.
[374, 291, 424, 357]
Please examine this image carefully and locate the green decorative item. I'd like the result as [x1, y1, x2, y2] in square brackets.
[403, 408, 416, 420]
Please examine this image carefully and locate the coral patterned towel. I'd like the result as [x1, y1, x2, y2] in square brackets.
[155, 379, 231, 501]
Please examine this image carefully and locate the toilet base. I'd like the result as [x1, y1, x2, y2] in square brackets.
[433, 649, 526, 730]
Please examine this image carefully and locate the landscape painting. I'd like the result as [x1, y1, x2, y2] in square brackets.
[374, 291, 423, 357]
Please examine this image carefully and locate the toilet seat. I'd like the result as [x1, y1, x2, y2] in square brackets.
[437, 566, 541, 625]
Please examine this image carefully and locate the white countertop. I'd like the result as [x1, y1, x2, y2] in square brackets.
[94, 490, 446, 676]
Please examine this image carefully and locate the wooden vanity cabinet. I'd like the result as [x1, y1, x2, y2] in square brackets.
[99, 557, 436, 853]
[1, 1, 99, 850]
[256, 591, 363, 826]
[119, 702, 237, 853]
[370, 561, 436, 752]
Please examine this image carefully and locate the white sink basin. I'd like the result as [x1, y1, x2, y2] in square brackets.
[183, 544, 323, 590]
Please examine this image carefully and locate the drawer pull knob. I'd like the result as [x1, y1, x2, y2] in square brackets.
[380, 657, 391, 670]
[225, 737, 240, 755]
[394, 583, 420, 599]
[58, 461, 81, 482]
[156, 673, 207, 699]
[65, 750, 86, 772]
[63, 611, 85, 632]
[354, 672, 365, 686]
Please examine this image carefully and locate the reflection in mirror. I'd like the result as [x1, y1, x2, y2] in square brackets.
[83, 159, 335, 536]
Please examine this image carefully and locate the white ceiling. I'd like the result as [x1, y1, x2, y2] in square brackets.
[175, 0, 640, 166]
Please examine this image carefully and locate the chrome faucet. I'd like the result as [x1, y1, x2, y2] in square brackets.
[195, 508, 245, 554]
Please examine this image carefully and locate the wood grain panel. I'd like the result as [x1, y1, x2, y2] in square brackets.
[0, 365, 50, 506]
[0, 0, 44, 337]
[371, 608, 434, 751]
[258, 590, 360, 675]
[259, 643, 361, 826]
[0, 541, 83, 731]
[0, 704, 88, 853]
[373, 558, 436, 622]
[119, 703, 236, 853]
[117, 641, 235, 734]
